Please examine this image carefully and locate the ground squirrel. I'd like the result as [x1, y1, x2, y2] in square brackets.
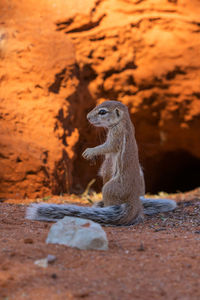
[26, 100, 176, 226]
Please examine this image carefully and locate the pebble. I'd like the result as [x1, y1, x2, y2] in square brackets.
[46, 216, 108, 250]
[34, 258, 48, 268]
[47, 254, 57, 263]
[34, 254, 57, 268]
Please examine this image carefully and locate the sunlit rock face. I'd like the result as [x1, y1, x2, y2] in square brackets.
[1, 0, 200, 198]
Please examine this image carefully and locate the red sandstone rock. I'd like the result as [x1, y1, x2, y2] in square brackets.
[0, 0, 200, 198]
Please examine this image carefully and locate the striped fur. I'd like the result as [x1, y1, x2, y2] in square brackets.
[26, 203, 138, 226]
[26, 198, 176, 226]
[140, 196, 177, 215]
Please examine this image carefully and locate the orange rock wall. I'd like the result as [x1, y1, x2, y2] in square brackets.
[1, 0, 200, 198]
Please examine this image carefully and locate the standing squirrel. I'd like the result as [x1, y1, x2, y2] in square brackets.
[26, 101, 176, 226]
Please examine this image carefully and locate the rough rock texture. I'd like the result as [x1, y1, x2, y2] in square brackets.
[1, 0, 200, 198]
[0, 0, 97, 198]
[46, 216, 108, 250]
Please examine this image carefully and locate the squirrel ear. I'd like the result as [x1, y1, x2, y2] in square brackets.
[115, 108, 120, 117]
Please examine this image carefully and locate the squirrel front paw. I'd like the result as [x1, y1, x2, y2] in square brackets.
[82, 148, 96, 160]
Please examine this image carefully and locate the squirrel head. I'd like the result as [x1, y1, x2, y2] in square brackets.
[87, 100, 128, 128]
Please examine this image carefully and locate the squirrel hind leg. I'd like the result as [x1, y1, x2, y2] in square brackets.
[127, 214, 144, 226]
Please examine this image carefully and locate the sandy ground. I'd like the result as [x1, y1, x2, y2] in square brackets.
[0, 190, 200, 300]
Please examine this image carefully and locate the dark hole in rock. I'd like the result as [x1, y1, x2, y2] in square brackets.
[145, 150, 200, 194]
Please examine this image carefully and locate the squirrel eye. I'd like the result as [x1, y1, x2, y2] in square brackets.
[98, 109, 107, 115]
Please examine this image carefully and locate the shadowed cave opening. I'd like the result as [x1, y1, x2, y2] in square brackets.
[145, 150, 200, 194]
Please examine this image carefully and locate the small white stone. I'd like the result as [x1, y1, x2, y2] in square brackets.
[47, 254, 57, 263]
[46, 216, 108, 250]
[34, 258, 48, 268]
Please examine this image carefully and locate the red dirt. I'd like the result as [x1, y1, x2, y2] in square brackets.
[1, 189, 200, 299]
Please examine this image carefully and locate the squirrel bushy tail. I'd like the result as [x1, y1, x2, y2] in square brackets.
[26, 203, 140, 226]
[26, 198, 176, 226]
[140, 196, 177, 215]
